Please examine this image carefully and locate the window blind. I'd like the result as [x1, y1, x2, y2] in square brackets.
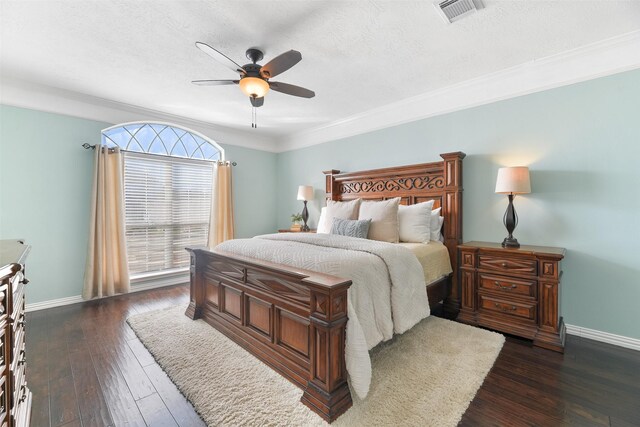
[123, 152, 213, 277]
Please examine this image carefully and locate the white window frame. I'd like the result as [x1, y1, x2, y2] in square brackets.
[100, 122, 224, 285]
[101, 121, 224, 160]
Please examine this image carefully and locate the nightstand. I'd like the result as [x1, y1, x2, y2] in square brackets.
[457, 241, 566, 352]
[277, 229, 317, 233]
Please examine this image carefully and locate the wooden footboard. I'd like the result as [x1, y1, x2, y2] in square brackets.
[185, 246, 353, 422]
[185, 155, 464, 422]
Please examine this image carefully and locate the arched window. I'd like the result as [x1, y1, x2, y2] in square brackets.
[102, 122, 222, 278]
[101, 122, 224, 161]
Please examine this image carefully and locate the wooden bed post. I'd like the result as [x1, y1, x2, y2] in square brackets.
[185, 248, 203, 320]
[323, 169, 341, 201]
[301, 282, 352, 422]
[441, 152, 466, 318]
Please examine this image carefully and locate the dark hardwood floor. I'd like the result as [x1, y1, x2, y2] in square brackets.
[26, 284, 640, 427]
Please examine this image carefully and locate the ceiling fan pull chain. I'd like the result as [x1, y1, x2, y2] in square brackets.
[251, 106, 257, 128]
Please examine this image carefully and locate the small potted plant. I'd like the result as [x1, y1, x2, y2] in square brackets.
[290, 213, 303, 231]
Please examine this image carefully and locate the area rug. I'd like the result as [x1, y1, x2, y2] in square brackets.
[127, 306, 504, 426]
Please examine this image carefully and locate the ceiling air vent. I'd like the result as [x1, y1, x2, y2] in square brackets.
[434, 0, 483, 23]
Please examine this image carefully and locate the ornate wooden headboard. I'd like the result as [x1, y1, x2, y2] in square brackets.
[323, 152, 466, 314]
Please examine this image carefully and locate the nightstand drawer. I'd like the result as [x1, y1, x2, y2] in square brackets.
[479, 255, 537, 276]
[479, 274, 536, 298]
[479, 294, 536, 321]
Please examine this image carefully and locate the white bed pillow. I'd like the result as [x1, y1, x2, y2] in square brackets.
[430, 207, 444, 242]
[398, 200, 435, 243]
[317, 207, 327, 233]
[358, 197, 401, 243]
[317, 199, 361, 234]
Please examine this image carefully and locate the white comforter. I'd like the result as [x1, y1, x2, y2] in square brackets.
[215, 233, 429, 398]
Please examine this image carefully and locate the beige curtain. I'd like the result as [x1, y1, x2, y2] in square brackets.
[208, 162, 235, 247]
[83, 146, 130, 299]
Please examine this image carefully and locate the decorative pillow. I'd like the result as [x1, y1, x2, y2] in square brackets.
[317, 199, 361, 234]
[330, 218, 371, 239]
[430, 207, 444, 242]
[398, 200, 435, 243]
[358, 197, 401, 243]
[317, 207, 327, 232]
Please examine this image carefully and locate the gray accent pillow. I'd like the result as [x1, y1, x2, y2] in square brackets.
[330, 218, 371, 239]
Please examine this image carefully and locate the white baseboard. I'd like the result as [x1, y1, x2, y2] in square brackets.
[25, 295, 85, 312]
[25, 275, 188, 312]
[565, 324, 640, 352]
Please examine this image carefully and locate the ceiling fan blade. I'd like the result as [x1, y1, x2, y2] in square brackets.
[192, 79, 239, 86]
[250, 96, 264, 107]
[260, 50, 302, 78]
[269, 81, 315, 98]
[195, 42, 245, 75]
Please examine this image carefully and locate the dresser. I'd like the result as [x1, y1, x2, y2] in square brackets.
[0, 240, 31, 427]
[457, 241, 566, 352]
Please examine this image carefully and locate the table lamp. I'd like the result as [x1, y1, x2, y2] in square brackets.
[495, 167, 531, 248]
[297, 185, 314, 231]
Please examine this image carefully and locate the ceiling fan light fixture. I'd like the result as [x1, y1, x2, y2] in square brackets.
[239, 77, 269, 98]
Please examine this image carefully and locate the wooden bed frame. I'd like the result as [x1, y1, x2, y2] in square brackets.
[185, 152, 465, 422]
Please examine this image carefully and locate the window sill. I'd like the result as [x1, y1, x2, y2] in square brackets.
[131, 268, 189, 288]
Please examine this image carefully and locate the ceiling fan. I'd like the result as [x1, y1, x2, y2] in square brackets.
[192, 42, 315, 121]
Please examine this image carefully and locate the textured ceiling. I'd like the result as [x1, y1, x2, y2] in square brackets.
[2, 0, 640, 137]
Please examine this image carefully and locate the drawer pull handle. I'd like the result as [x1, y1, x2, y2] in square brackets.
[501, 262, 508, 268]
[494, 281, 517, 290]
[494, 303, 517, 312]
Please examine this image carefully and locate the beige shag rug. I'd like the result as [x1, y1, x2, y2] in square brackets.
[127, 306, 504, 427]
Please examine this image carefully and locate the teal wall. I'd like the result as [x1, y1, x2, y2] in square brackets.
[2, 68, 639, 340]
[276, 69, 640, 340]
[0, 105, 278, 304]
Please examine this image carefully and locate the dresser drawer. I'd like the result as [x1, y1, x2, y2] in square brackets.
[479, 274, 536, 298]
[12, 385, 30, 427]
[12, 362, 25, 409]
[479, 294, 537, 321]
[12, 344, 25, 376]
[11, 285, 24, 327]
[13, 317, 25, 357]
[478, 255, 537, 276]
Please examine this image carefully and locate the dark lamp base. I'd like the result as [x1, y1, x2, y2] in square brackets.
[502, 237, 520, 248]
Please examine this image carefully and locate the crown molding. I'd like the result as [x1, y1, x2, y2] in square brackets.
[4, 30, 640, 154]
[0, 77, 280, 153]
[277, 30, 640, 152]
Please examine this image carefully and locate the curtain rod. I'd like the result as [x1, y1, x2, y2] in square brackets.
[82, 143, 237, 166]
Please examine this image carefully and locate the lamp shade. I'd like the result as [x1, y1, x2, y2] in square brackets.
[495, 167, 531, 194]
[239, 77, 269, 98]
[297, 185, 314, 201]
